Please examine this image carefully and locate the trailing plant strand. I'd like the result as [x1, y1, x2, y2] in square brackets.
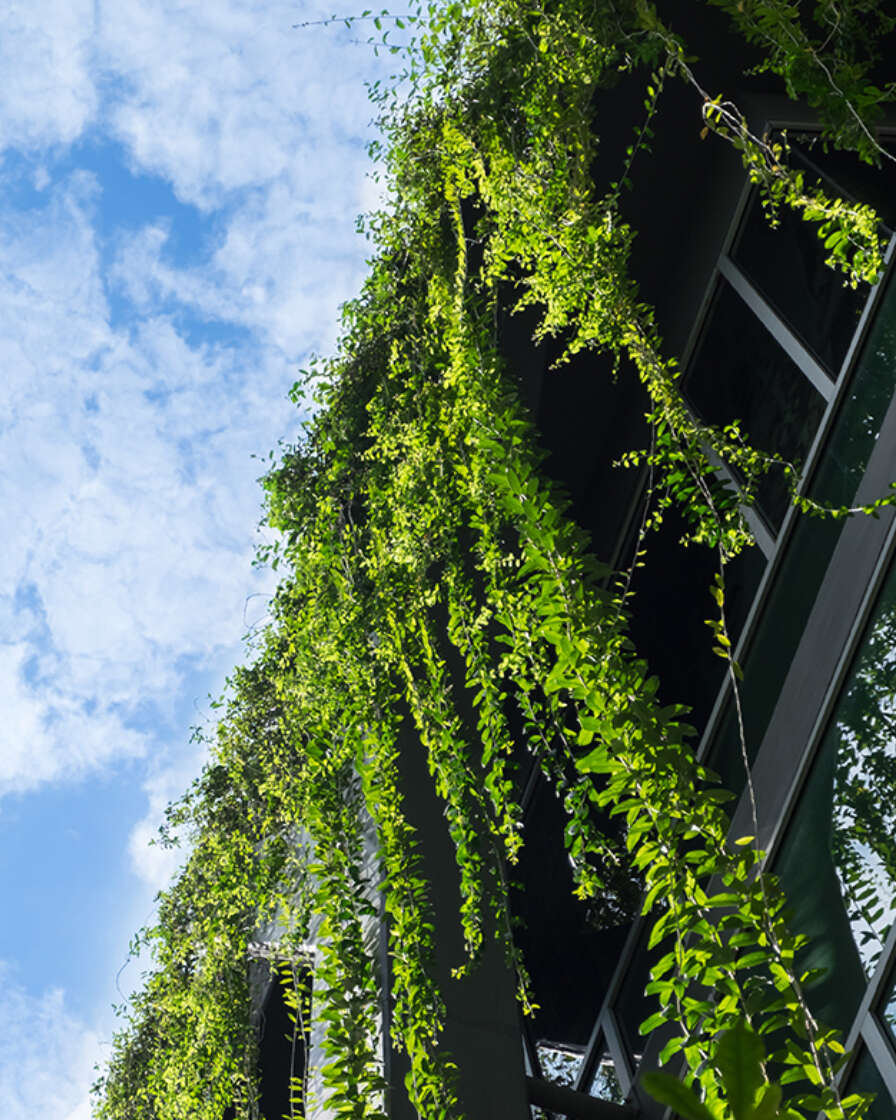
[95, 1, 896, 1118]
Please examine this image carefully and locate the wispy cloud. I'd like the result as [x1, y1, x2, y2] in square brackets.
[95, 1, 388, 358]
[0, 0, 97, 153]
[0, 965, 102, 1120]
[0, 166, 289, 794]
[127, 738, 210, 893]
[110, 191, 372, 358]
[0, 2, 388, 1098]
[98, 1, 381, 204]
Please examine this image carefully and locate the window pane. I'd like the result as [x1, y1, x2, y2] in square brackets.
[534, 340, 651, 557]
[880, 969, 896, 1049]
[774, 558, 896, 1031]
[789, 135, 896, 232]
[513, 776, 634, 1047]
[585, 1041, 626, 1105]
[809, 270, 896, 508]
[614, 930, 654, 1068]
[625, 504, 764, 734]
[706, 511, 842, 794]
[257, 966, 310, 1120]
[731, 185, 868, 376]
[536, 1040, 585, 1089]
[706, 267, 896, 792]
[844, 1046, 896, 1120]
[684, 278, 827, 529]
[531, 1040, 627, 1118]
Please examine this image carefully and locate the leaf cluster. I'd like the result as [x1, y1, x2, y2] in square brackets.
[95, 1, 896, 1117]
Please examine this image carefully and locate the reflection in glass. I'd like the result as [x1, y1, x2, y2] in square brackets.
[535, 1040, 585, 1089]
[684, 279, 827, 529]
[844, 1047, 895, 1120]
[879, 963, 896, 1049]
[828, 566, 896, 976]
[775, 559, 896, 1030]
[531, 1039, 624, 1120]
[586, 1044, 625, 1105]
[706, 267, 896, 793]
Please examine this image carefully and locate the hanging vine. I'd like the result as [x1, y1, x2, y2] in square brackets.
[93, 1, 896, 1118]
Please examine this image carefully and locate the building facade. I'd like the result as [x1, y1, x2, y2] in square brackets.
[249, 81, 896, 1116]
[98, 5, 896, 1118]
[514, 112, 896, 1120]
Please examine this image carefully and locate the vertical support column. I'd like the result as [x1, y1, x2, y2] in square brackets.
[383, 725, 530, 1120]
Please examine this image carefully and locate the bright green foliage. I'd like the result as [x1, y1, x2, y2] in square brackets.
[705, 0, 895, 165]
[94, 1, 894, 1118]
[645, 1018, 872, 1119]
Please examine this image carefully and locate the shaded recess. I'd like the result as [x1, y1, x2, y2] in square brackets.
[250, 970, 309, 1120]
[512, 774, 632, 1048]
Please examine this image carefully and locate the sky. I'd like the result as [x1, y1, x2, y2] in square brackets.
[0, 4, 396, 1115]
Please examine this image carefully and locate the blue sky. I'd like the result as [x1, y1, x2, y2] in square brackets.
[0, 4, 393, 1115]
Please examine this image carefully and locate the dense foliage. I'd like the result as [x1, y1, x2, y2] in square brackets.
[94, 1, 896, 1118]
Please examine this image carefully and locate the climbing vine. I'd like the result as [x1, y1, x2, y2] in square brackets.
[94, 1, 896, 1119]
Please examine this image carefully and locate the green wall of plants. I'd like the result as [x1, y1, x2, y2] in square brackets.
[94, 2, 896, 1117]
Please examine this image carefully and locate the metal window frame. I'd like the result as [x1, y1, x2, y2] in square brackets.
[718, 255, 835, 401]
[554, 109, 896, 1109]
[694, 233, 896, 766]
[727, 411, 896, 1103]
[576, 920, 644, 1099]
[577, 125, 896, 1105]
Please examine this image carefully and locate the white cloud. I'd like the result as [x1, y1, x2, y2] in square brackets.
[65, 1097, 94, 1120]
[127, 740, 210, 892]
[0, 966, 103, 1120]
[0, 169, 287, 795]
[0, 640, 146, 792]
[98, 0, 382, 207]
[95, 0, 389, 356]
[0, 2, 384, 799]
[111, 192, 371, 357]
[0, 1, 96, 154]
[0, 0, 395, 1105]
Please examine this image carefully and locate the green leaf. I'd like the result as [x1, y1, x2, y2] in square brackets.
[642, 1072, 716, 1120]
[716, 1018, 765, 1118]
[639, 1010, 668, 1036]
[659, 1033, 686, 1066]
[746, 1083, 782, 1120]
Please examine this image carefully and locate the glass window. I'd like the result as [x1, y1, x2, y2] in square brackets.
[257, 965, 310, 1120]
[844, 1046, 896, 1120]
[774, 556, 896, 1032]
[535, 1040, 585, 1089]
[614, 930, 655, 1068]
[530, 1037, 627, 1118]
[789, 136, 896, 233]
[684, 278, 827, 530]
[585, 1039, 626, 1104]
[706, 511, 843, 794]
[878, 959, 896, 1052]
[706, 266, 896, 793]
[731, 185, 868, 377]
[731, 135, 896, 377]
[534, 339, 651, 561]
[624, 503, 764, 734]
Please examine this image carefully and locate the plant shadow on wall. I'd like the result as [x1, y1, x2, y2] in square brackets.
[92, 1, 896, 1118]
